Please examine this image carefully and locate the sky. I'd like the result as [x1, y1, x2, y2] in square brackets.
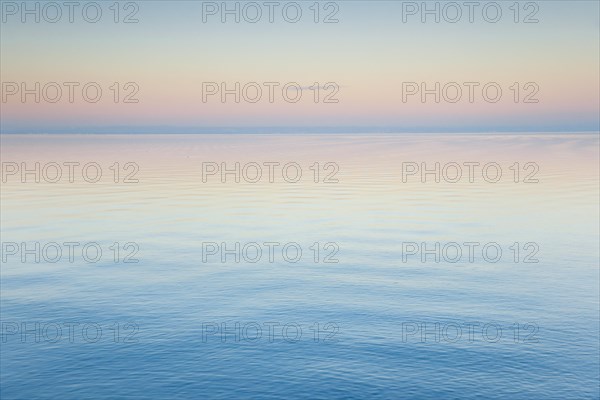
[1, 0, 599, 133]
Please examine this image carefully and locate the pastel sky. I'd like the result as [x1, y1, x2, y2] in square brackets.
[1, 0, 599, 133]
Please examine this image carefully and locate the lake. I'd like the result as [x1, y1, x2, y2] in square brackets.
[1, 133, 598, 399]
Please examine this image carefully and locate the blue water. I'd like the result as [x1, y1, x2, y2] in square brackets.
[1, 133, 599, 399]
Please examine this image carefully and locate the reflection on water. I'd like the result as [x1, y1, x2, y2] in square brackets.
[1, 133, 599, 399]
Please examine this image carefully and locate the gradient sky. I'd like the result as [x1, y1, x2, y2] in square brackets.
[1, 0, 599, 133]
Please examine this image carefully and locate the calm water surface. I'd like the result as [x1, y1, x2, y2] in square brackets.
[1, 133, 599, 399]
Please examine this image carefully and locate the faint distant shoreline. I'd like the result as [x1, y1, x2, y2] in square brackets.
[1, 128, 599, 135]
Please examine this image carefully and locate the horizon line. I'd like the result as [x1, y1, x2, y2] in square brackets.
[2, 127, 599, 135]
